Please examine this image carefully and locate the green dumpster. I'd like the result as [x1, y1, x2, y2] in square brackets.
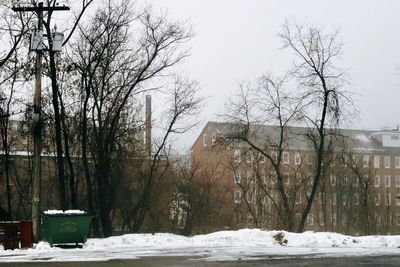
[41, 212, 93, 246]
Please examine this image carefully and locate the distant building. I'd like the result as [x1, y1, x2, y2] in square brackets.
[191, 121, 400, 235]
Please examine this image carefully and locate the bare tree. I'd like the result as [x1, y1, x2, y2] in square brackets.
[279, 20, 354, 232]
[127, 76, 203, 233]
[224, 74, 304, 231]
[0, 3, 33, 219]
[71, 0, 194, 236]
[170, 157, 230, 236]
[0, 2, 31, 72]
[40, 0, 94, 210]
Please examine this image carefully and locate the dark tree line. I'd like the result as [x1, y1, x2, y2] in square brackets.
[0, 0, 203, 237]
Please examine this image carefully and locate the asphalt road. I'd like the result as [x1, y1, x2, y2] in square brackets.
[2, 255, 400, 267]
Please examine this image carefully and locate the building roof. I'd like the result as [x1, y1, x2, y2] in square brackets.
[193, 121, 400, 153]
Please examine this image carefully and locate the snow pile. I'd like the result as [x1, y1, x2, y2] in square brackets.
[64, 210, 86, 215]
[43, 210, 64, 215]
[84, 233, 189, 249]
[1, 229, 400, 262]
[191, 229, 276, 247]
[43, 210, 86, 215]
[84, 229, 400, 250]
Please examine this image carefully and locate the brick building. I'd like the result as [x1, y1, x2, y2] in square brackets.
[191, 121, 400, 235]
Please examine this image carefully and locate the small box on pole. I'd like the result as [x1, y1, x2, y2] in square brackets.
[51, 32, 64, 52]
[30, 30, 43, 51]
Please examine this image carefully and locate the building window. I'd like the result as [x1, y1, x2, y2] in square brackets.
[245, 152, 253, 164]
[396, 214, 400, 226]
[396, 176, 400, 188]
[211, 132, 217, 145]
[384, 156, 390, 168]
[375, 215, 381, 225]
[374, 175, 380, 187]
[307, 172, 313, 185]
[354, 193, 359, 205]
[22, 137, 28, 145]
[234, 190, 241, 203]
[260, 154, 266, 163]
[261, 174, 267, 184]
[342, 214, 347, 226]
[247, 171, 253, 184]
[318, 192, 324, 204]
[306, 154, 312, 165]
[332, 213, 337, 225]
[234, 149, 241, 163]
[395, 157, 400, 169]
[203, 134, 208, 147]
[246, 191, 253, 204]
[332, 195, 337, 205]
[295, 152, 301, 165]
[392, 135, 400, 140]
[330, 174, 336, 186]
[12, 123, 18, 131]
[330, 160, 335, 167]
[352, 155, 358, 166]
[284, 173, 290, 185]
[271, 151, 278, 162]
[363, 155, 369, 167]
[270, 172, 277, 184]
[375, 193, 380, 205]
[385, 175, 391, 188]
[396, 194, 400, 206]
[353, 175, 359, 187]
[307, 214, 314, 226]
[374, 155, 380, 169]
[234, 171, 241, 183]
[385, 193, 391, 206]
[344, 175, 348, 186]
[319, 212, 325, 226]
[342, 155, 348, 167]
[295, 193, 301, 205]
[282, 152, 289, 164]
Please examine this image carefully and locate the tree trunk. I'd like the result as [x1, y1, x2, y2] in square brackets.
[58, 92, 78, 209]
[298, 94, 329, 232]
[1, 121, 12, 217]
[96, 173, 113, 236]
[95, 148, 113, 237]
[48, 50, 68, 210]
[80, 86, 100, 235]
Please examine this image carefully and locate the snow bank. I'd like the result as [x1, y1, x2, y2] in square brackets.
[83, 229, 400, 250]
[1, 229, 400, 262]
[84, 233, 190, 249]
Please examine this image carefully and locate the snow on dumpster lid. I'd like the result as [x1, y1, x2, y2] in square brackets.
[44, 210, 86, 215]
[64, 210, 86, 214]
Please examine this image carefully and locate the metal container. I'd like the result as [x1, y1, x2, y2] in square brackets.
[41, 213, 92, 246]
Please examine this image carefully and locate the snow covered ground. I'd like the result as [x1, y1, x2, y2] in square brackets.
[1, 229, 400, 262]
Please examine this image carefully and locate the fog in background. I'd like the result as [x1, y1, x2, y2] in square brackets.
[141, 0, 400, 152]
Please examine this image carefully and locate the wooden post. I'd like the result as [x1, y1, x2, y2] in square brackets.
[31, 2, 43, 242]
[12, 1, 70, 242]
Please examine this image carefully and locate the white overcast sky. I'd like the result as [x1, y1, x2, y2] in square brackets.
[142, 0, 400, 150]
[54, 0, 399, 151]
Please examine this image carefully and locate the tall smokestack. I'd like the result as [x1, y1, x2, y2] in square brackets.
[145, 95, 152, 157]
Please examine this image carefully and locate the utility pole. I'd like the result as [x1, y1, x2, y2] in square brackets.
[12, 1, 69, 242]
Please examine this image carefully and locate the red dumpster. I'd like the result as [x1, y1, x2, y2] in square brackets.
[1, 221, 20, 250]
[20, 220, 32, 248]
